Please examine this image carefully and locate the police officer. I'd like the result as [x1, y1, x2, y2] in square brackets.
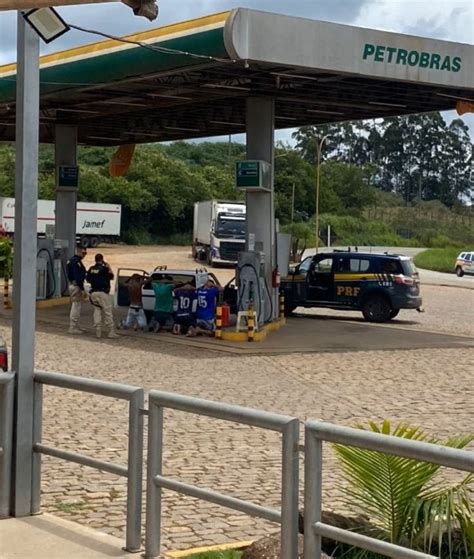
[86, 253, 119, 339]
[67, 246, 88, 334]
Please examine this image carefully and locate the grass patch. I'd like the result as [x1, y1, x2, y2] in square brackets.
[54, 499, 87, 514]
[186, 552, 243, 559]
[414, 248, 462, 273]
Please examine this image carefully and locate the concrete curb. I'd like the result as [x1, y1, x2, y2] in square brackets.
[221, 318, 286, 342]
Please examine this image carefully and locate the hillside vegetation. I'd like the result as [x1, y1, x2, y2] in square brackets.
[0, 111, 471, 248]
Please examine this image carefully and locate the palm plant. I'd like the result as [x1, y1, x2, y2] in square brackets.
[333, 420, 473, 558]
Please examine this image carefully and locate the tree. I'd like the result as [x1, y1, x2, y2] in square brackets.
[293, 112, 473, 207]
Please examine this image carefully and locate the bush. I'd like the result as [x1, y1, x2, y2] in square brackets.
[122, 229, 192, 246]
[318, 214, 407, 247]
[155, 232, 192, 246]
[121, 228, 156, 245]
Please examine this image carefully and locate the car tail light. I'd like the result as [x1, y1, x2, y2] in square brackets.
[393, 274, 415, 286]
[0, 350, 7, 372]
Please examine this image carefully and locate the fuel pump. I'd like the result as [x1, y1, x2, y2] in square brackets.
[36, 238, 55, 300]
[53, 239, 67, 298]
[236, 251, 268, 329]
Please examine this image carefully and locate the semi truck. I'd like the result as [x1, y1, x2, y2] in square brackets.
[192, 200, 246, 266]
[0, 197, 121, 248]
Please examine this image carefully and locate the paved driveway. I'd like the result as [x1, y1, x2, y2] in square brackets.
[0, 269, 472, 553]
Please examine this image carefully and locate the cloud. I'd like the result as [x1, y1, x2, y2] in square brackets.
[353, 0, 474, 43]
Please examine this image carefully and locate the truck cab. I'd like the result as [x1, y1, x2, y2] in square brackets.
[193, 200, 246, 266]
[209, 211, 246, 265]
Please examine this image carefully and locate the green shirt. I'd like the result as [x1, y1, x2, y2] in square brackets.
[152, 283, 174, 313]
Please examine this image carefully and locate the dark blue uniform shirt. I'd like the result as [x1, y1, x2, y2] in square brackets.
[87, 263, 114, 294]
[66, 255, 86, 291]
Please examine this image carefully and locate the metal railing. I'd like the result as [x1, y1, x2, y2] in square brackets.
[0, 372, 14, 518]
[33, 371, 144, 552]
[304, 420, 474, 559]
[144, 390, 300, 559]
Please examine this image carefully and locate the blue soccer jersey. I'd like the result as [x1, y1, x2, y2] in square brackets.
[196, 287, 219, 321]
[174, 288, 197, 319]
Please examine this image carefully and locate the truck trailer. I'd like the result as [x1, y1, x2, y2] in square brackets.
[0, 197, 121, 248]
[193, 200, 246, 266]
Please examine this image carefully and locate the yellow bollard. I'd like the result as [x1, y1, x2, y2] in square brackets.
[247, 303, 255, 342]
[215, 305, 222, 339]
[279, 293, 285, 320]
[3, 276, 11, 309]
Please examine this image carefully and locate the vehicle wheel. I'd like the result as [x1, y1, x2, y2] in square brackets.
[362, 295, 392, 323]
[456, 266, 464, 277]
[89, 236, 99, 248]
[80, 236, 90, 249]
[388, 309, 400, 320]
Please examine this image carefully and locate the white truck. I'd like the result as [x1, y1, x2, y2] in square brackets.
[0, 197, 121, 248]
[192, 200, 246, 266]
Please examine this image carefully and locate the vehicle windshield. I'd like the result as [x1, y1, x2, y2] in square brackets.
[215, 217, 246, 238]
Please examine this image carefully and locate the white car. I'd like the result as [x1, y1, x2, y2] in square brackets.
[114, 266, 221, 320]
[455, 251, 474, 277]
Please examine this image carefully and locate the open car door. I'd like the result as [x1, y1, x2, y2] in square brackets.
[114, 268, 148, 307]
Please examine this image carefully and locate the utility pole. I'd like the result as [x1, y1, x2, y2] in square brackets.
[315, 135, 328, 254]
[291, 181, 295, 224]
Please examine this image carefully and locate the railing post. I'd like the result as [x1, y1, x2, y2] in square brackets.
[281, 419, 299, 559]
[0, 374, 14, 518]
[304, 426, 323, 559]
[125, 388, 144, 552]
[31, 380, 43, 514]
[145, 402, 163, 559]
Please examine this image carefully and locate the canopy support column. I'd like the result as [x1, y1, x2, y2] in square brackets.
[11, 12, 40, 517]
[55, 125, 78, 293]
[245, 97, 278, 321]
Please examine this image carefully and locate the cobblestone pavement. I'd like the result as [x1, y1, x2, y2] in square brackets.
[1, 281, 473, 552]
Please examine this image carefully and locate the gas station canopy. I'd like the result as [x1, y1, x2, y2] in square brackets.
[0, 8, 473, 145]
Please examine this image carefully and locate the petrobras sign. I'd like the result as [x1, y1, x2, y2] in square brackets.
[362, 43, 462, 73]
[226, 9, 474, 89]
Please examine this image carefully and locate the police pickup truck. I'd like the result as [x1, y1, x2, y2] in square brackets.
[114, 266, 236, 320]
[281, 251, 422, 322]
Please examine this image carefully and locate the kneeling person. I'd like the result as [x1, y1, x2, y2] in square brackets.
[121, 274, 147, 331]
[196, 280, 220, 336]
[150, 276, 175, 333]
[87, 254, 119, 339]
[173, 283, 197, 336]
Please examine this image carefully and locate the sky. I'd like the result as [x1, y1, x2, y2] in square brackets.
[0, 0, 473, 143]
